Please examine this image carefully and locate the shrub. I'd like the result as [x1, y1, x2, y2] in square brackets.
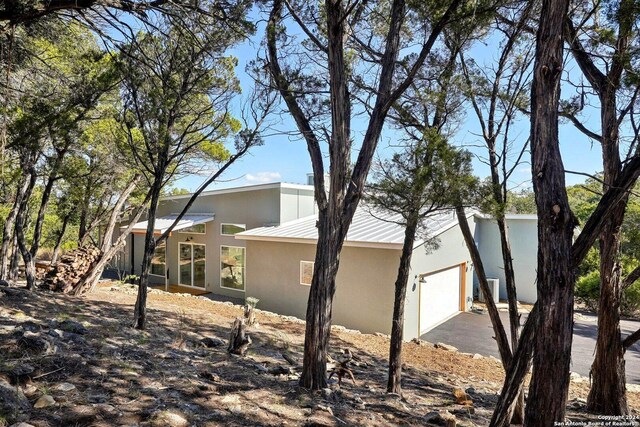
[575, 269, 640, 317]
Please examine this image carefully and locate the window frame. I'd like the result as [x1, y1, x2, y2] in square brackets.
[220, 245, 246, 292]
[300, 260, 314, 286]
[220, 223, 247, 237]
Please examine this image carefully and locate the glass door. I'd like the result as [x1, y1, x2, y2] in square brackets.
[178, 243, 206, 288]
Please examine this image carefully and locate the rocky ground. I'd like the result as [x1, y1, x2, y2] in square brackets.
[0, 282, 638, 427]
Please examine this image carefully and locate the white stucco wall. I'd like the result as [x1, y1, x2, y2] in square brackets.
[404, 216, 476, 340]
[475, 217, 538, 303]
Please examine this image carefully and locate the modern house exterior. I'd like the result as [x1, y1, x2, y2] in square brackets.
[117, 180, 538, 340]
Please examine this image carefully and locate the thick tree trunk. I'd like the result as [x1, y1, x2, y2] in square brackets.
[51, 214, 70, 265]
[387, 216, 418, 394]
[525, 0, 576, 422]
[133, 181, 162, 329]
[299, 207, 343, 389]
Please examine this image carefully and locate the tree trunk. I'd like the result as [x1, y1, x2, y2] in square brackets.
[299, 207, 343, 389]
[490, 304, 538, 427]
[525, 0, 576, 422]
[133, 180, 162, 329]
[8, 233, 19, 281]
[586, 87, 628, 414]
[15, 167, 38, 289]
[387, 216, 418, 394]
[73, 177, 142, 296]
[0, 173, 28, 280]
[456, 207, 512, 365]
[51, 214, 70, 265]
[495, 217, 525, 424]
[30, 153, 65, 259]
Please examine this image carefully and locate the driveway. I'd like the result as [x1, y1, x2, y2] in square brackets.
[421, 310, 640, 384]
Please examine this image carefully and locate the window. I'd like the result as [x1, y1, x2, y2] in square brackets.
[150, 241, 166, 276]
[179, 223, 206, 234]
[221, 223, 246, 236]
[220, 246, 245, 291]
[300, 261, 314, 286]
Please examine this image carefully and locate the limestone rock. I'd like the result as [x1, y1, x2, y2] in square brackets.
[150, 410, 188, 427]
[435, 342, 458, 352]
[34, 395, 56, 409]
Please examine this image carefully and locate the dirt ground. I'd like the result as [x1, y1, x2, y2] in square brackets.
[0, 282, 638, 426]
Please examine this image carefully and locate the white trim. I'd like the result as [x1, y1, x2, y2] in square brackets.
[300, 260, 314, 286]
[221, 223, 247, 236]
[178, 242, 207, 289]
[220, 244, 246, 293]
[161, 182, 314, 201]
[178, 223, 207, 234]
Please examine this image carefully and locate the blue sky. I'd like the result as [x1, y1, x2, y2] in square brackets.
[158, 10, 606, 193]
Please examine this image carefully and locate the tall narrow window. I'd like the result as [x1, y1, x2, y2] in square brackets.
[221, 246, 246, 291]
[150, 241, 166, 276]
[300, 261, 314, 286]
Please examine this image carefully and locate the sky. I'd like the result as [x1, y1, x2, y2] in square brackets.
[142, 8, 607, 193]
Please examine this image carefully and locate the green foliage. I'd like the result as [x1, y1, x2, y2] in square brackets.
[576, 267, 640, 317]
[367, 129, 477, 235]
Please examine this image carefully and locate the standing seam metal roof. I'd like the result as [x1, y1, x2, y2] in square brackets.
[235, 206, 461, 249]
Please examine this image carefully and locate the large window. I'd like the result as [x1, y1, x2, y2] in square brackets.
[220, 246, 245, 291]
[221, 223, 246, 236]
[150, 241, 166, 276]
[300, 261, 314, 286]
[179, 223, 206, 234]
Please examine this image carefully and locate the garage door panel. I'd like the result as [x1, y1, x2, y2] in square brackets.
[419, 266, 461, 334]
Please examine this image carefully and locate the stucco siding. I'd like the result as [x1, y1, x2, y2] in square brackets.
[404, 217, 476, 340]
[279, 187, 316, 223]
[475, 217, 537, 303]
[244, 240, 400, 335]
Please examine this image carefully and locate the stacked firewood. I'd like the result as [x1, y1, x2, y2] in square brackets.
[42, 246, 101, 293]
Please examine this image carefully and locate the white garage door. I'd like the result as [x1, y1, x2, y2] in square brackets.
[419, 265, 461, 334]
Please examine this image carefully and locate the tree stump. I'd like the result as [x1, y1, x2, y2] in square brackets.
[228, 318, 251, 355]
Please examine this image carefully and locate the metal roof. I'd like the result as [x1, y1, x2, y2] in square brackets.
[161, 182, 314, 201]
[127, 214, 215, 235]
[235, 206, 462, 250]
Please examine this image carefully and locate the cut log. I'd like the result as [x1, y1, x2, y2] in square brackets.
[41, 246, 101, 294]
[228, 318, 251, 356]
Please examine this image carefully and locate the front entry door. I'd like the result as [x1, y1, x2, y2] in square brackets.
[179, 243, 206, 288]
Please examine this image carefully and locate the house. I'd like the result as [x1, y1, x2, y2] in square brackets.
[117, 180, 538, 340]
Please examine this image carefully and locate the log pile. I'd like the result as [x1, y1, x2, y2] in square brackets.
[42, 246, 101, 293]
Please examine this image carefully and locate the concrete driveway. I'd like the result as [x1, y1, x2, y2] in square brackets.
[421, 310, 640, 384]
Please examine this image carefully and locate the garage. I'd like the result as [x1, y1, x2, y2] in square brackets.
[419, 264, 464, 334]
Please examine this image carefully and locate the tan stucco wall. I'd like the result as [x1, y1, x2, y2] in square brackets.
[244, 240, 401, 335]
[119, 185, 315, 298]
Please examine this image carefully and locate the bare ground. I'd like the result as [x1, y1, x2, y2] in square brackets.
[0, 282, 637, 427]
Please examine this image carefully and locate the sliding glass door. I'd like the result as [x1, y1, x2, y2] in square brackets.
[178, 243, 206, 288]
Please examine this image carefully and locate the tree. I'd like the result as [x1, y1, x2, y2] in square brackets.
[116, 4, 257, 329]
[0, 22, 117, 287]
[368, 133, 474, 394]
[266, 0, 488, 390]
[458, 2, 534, 420]
[563, 0, 640, 413]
